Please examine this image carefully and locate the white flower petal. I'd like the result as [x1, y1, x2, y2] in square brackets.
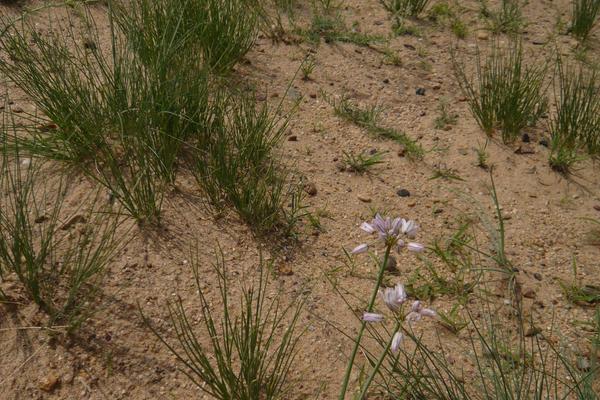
[391, 331, 403, 354]
[351, 243, 369, 254]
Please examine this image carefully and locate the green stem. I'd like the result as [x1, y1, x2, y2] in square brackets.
[338, 245, 391, 400]
[357, 321, 402, 399]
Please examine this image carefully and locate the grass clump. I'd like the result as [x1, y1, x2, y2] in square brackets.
[143, 248, 303, 400]
[342, 150, 385, 173]
[300, 12, 385, 46]
[380, 0, 431, 17]
[328, 95, 424, 159]
[481, 0, 524, 34]
[0, 1, 299, 235]
[453, 41, 547, 143]
[434, 98, 458, 129]
[570, 0, 600, 42]
[193, 92, 300, 236]
[0, 131, 121, 330]
[549, 60, 600, 173]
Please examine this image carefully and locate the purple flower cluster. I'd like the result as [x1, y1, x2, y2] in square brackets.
[352, 214, 424, 255]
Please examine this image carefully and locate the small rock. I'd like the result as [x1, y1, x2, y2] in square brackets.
[39, 374, 60, 392]
[11, 106, 23, 113]
[443, 125, 452, 131]
[385, 255, 398, 271]
[335, 161, 347, 172]
[397, 188, 410, 197]
[383, 78, 390, 84]
[369, 148, 378, 155]
[593, 204, 600, 212]
[432, 84, 441, 90]
[532, 39, 546, 45]
[533, 272, 542, 281]
[309, 93, 317, 99]
[83, 38, 97, 50]
[522, 133, 530, 143]
[515, 144, 535, 154]
[458, 148, 469, 156]
[523, 288, 536, 299]
[304, 182, 317, 196]
[477, 31, 489, 40]
[61, 215, 86, 230]
[277, 263, 294, 276]
[34, 215, 48, 224]
[397, 146, 406, 157]
[525, 326, 541, 337]
[404, 44, 416, 50]
[37, 123, 58, 132]
[374, 20, 384, 26]
[458, 96, 467, 102]
[415, 87, 426, 96]
[539, 137, 549, 147]
[256, 93, 267, 101]
[357, 194, 372, 203]
[433, 208, 443, 214]
[288, 135, 298, 141]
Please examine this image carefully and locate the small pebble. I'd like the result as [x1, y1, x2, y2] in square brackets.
[522, 133, 530, 143]
[357, 194, 372, 203]
[539, 138, 549, 147]
[396, 188, 410, 197]
[477, 31, 489, 40]
[533, 272, 543, 281]
[415, 87, 426, 96]
[288, 135, 298, 141]
[304, 182, 317, 196]
[385, 255, 397, 271]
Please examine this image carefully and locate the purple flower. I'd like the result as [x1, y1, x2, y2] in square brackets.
[391, 331, 403, 354]
[360, 221, 376, 233]
[380, 283, 407, 312]
[406, 301, 436, 322]
[354, 214, 423, 254]
[351, 243, 369, 254]
[407, 242, 425, 253]
[362, 312, 384, 323]
[401, 219, 419, 238]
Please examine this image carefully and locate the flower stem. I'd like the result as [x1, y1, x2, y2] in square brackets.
[357, 320, 402, 399]
[338, 245, 391, 400]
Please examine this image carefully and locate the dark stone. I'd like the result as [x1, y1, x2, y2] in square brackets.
[539, 137, 549, 147]
[397, 188, 410, 197]
[533, 272, 542, 281]
[522, 133, 530, 143]
[304, 182, 317, 196]
[385, 255, 398, 271]
[383, 78, 390, 84]
[415, 87, 426, 96]
[288, 135, 298, 141]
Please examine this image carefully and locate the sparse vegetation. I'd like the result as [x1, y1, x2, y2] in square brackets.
[328, 94, 424, 159]
[380, 0, 431, 18]
[570, 0, 600, 41]
[0, 0, 599, 398]
[549, 60, 600, 173]
[143, 248, 304, 400]
[453, 40, 547, 143]
[481, 0, 524, 34]
[342, 149, 386, 173]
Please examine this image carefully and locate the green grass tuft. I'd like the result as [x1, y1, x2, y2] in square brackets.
[453, 40, 547, 144]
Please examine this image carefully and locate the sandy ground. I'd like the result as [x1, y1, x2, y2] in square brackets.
[1, 0, 599, 399]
